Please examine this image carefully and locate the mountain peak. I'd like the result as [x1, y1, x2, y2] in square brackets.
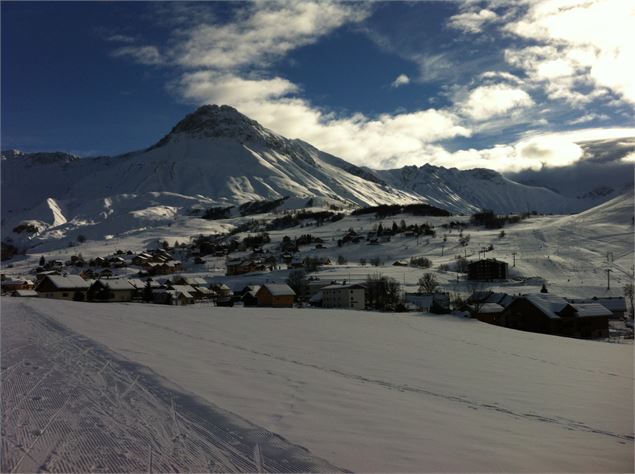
[150, 104, 272, 149]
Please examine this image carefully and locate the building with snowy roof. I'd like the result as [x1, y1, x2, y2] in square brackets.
[501, 293, 609, 339]
[256, 284, 295, 308]
[89, 279, 136, 302]
[567, 296, 627, 319]
[35, 274, 90, 300]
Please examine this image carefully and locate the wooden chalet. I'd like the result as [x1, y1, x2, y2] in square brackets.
[88, 279, 136, 302]
[502, 294, 609, 339]
[35, 274, 90, 300]
[256, 284, 296, 308]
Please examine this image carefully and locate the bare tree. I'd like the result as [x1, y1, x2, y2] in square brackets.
[417, 273, 439, 293]
[466, 280, 486, 317]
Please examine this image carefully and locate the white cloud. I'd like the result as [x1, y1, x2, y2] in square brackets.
[112, 45, 164, 65]
[107, 0, 634, 174]
[460, 84, 534, 121]
[502, 0, 635, 105]
[568, 113, 610, 125]
[104, 34, 136, 43]
[118, 1, 471, 169]
[419, 127, 635, 173]
[515, 135, 583, 168]
[176, 72, 299, 105]
[170, 2, 371, 70]
[391, 74, 410, 88]
[621, 151, 635, 163]
[448, 8, 499, 33]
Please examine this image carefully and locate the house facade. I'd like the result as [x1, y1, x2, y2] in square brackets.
[501, 294, 609, 339]
[322, 284, 365, 310]
[467, 259, 509, 281]
[89, 279, 136, 302]
[35, 274, 90, 300]
[256, 284, 295, 307]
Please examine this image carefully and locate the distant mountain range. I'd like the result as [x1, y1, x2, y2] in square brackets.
[2, 105, 632, 249]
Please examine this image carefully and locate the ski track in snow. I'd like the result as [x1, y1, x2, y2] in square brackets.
[0, 303, 342, 473]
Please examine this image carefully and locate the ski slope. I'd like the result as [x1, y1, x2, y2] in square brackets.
[9, 298, 633, 472]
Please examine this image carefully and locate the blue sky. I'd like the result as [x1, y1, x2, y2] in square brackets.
[2, 1, 634, 171]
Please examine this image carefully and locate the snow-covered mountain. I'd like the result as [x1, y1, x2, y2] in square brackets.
[1, 104, 620, 250]
[374, 164, 580, 214]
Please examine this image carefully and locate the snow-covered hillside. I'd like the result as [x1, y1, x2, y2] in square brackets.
[1, 106, 420, 249]
[10, 298, 633, 472]
[2, 105, 629, 252]
[376, 164, 582, 214]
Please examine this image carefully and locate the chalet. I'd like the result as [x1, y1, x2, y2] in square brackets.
[256, 284, 296, 308]
[12, 289, 39, 297]
[226, 258, 265, 276]
[1, 278, 35, 293]
[128, 278, 162, 290]
[110, 256, 127, 268]
[35, 274, 90, 300]
[502, 294, 609, 339]
[567, 296, 627, 319]
[132, 253, 152, 266]
[472, 303, 506, 324]
[212, 283, 234, 306]
[35, 270, 61, 281]
[321, 283, 365, 310]
[168, 284, 200, 300]
[467, 259, 508, 281]
[173, 276, 208, 287]
[212, 283, 233, 298]
[468, 291, 515, 310]
[240, 285, 261, 306]
[88, 279, 136, 302]
[153, 289, 194, 306]
[147, 260, 182, 275]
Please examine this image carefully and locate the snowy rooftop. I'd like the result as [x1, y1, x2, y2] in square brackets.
[41, 274, 90, 290]
[569, 303, 613, 318]
[524, 293, 570, 319]
[261, 283, 296, 296]
[98, 279, 135, 291]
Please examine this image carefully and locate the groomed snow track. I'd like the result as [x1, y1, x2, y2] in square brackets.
[0, 301, 342, 473]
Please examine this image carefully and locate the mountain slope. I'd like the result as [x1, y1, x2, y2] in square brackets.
[1, 104, 607, 251]
[1, 106, 421, 248]
[375, 164, 588, 214]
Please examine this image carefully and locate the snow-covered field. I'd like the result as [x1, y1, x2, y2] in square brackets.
[4, 298, 633, 472]
[0, 300, 340, 473]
